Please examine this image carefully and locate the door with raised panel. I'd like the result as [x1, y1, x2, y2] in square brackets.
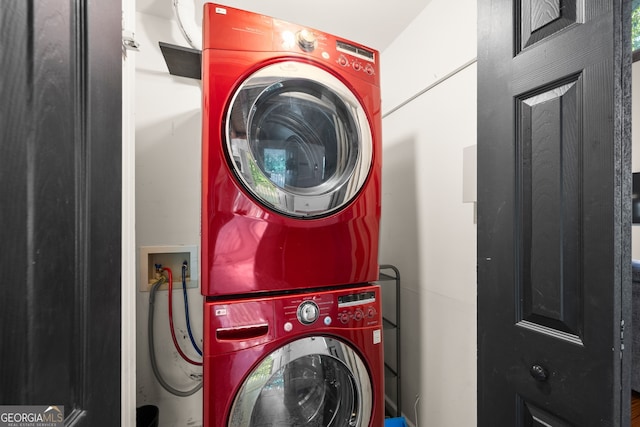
[0, 1, 122, 425]
[477, 0, 631, 425]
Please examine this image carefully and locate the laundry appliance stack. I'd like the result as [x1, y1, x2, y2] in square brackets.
[200, 4, 384, 426]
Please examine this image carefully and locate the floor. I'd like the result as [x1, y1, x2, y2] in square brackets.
[633, 392, 640, 426]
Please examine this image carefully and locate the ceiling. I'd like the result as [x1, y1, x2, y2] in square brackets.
[135, 0, 432, 52]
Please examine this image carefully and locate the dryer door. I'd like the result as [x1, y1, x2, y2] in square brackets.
[226, 61, 372, 218]
[228, 336, 372, 427]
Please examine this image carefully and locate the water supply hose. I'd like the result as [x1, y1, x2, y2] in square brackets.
[148, 278, 202, 396]
[181, 262, 202, 356]
[165, 267, 202, 366]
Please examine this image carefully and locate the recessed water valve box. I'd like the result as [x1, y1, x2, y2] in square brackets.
[139, 245, 198, 291]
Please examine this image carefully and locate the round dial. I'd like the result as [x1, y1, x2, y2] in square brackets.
[296, 29, 317, 52]
[297, 301, 320, 325]
[339, 312, 350, 324]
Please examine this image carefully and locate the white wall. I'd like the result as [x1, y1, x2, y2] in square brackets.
[135, 12, 204, 427]
[379, 0, 477, 425]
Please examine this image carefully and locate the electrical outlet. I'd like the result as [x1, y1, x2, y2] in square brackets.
[139, 245, 198, 292]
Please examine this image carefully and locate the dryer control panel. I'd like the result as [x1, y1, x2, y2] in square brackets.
[203, 3, 380, 86]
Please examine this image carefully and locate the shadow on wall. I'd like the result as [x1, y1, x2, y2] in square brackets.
[135, 110, 202, 244]
[380, 135, 422, 426]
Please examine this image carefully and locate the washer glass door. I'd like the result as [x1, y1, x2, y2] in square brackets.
[226, 61, 372, 218]
[228, 336, 372, 427]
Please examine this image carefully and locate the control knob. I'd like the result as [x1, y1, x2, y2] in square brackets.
[364, 64, 375, 75]
[339, 312, 350, 324]
[297, 301, 319, 325]
[296, 29, 317, 52]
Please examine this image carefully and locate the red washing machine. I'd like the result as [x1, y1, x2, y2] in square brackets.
[201, 3, 382, 297]
[203, 284, 384, 427]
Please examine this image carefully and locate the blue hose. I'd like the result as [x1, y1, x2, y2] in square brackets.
[182, 263, 202, 356]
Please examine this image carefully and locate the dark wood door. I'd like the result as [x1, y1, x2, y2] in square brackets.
[477, 0, 632, 425]
[0, 1, 122, 425]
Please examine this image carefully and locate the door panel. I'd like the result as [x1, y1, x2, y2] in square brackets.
[477, 0, 631, 425]
[0, 1, 122, 425]
[519, 77, 583, 338]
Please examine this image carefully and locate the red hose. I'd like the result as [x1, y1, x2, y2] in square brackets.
[164, 267, 202, 366]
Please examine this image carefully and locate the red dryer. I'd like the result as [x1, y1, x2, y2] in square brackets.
[201, 3, 382, 296]
[203, 284, 385, 426]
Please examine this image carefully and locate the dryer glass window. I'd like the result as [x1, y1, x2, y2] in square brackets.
[228, 336, 372, 427]
[226, 61, 373, 217]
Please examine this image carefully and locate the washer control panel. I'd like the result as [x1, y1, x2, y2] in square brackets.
[280, 285, 380, 334]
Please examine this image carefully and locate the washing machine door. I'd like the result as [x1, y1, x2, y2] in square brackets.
[226, 61, 372, 218]
[228, 336, 372, 427]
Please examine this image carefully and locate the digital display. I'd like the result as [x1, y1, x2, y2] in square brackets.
[336, 40, 375, 62]
[338, 291, 376, 307]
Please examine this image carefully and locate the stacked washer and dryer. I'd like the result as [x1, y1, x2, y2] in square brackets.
[201, 4, 384, 426]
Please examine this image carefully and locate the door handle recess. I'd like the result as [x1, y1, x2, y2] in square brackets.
[216, 324, 269, 340]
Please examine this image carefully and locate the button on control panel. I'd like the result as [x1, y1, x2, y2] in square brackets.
[336, 54, 374, 76]
[335, 40, 376, 77]
[337, 290, 378, 325]
[338, 305, 377, 324]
